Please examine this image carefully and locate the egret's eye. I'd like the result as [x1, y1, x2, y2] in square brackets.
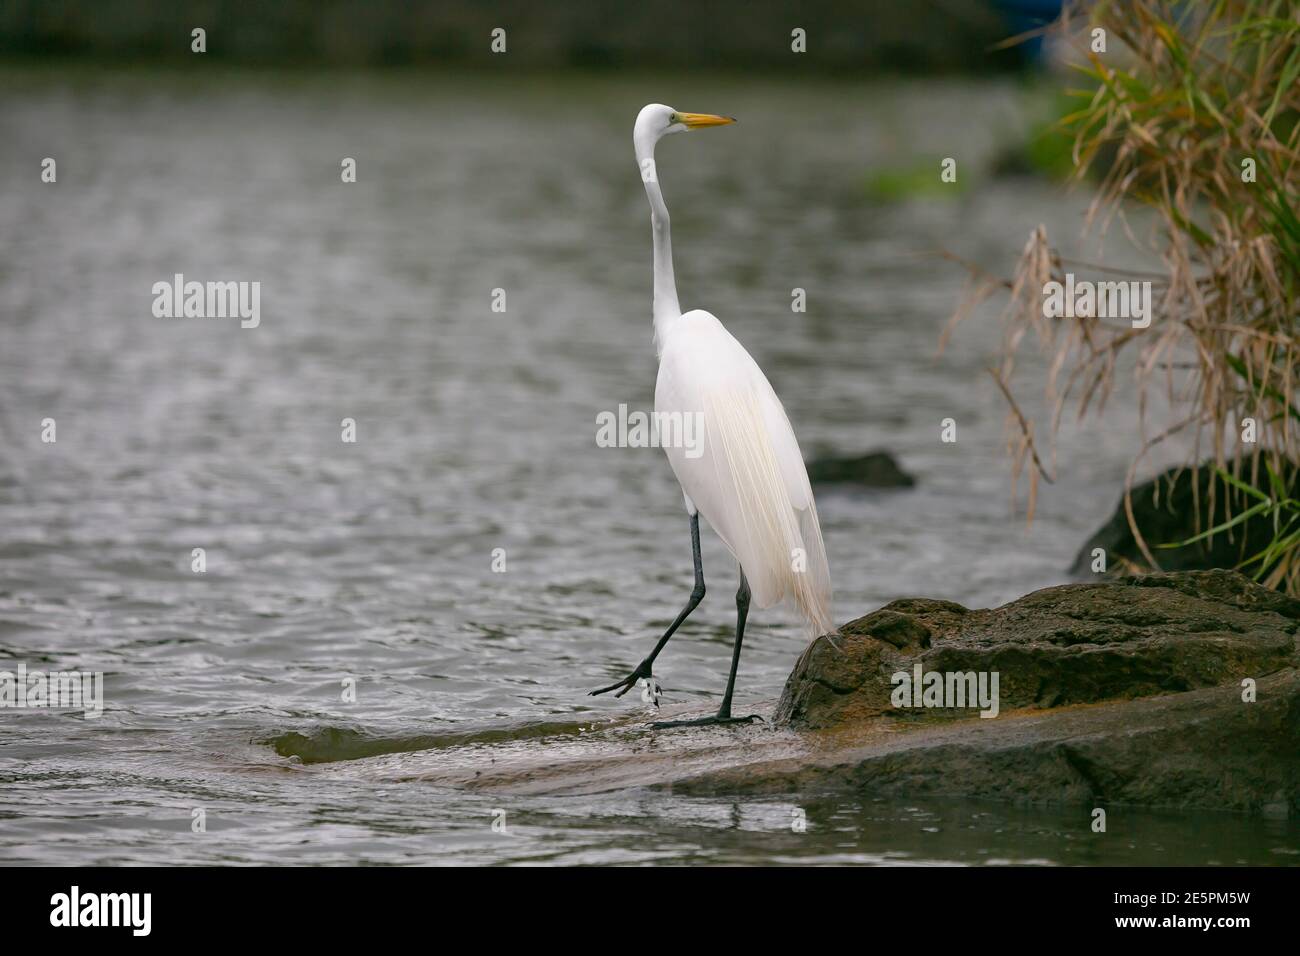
[668, 113, 679, 125]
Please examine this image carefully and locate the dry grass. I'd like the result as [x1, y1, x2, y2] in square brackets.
[946, 0, 1300, 592]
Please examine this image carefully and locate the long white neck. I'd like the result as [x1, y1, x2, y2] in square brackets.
[635, 131, 681, 346]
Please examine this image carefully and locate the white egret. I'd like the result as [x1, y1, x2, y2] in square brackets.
[591, 104, 835, 728]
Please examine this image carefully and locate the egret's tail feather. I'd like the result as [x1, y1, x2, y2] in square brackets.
[794, 499, 837, 640]
[705, 389, 835, 640]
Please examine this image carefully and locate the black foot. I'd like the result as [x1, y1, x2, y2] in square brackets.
[650, 713, 764, 730]
[589, 660, 654, 699]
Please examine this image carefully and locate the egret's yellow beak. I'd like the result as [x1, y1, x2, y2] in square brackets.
[678, 112, 736, 129]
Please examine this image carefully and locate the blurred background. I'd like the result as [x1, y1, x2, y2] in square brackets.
[6, 1, 1292, 866]
[0, 0, 1050, 70]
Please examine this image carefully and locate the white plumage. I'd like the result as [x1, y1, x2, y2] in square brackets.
[656, 308, 834, 636]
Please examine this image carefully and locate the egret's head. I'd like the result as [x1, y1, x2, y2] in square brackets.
[634, 103, 735, 155]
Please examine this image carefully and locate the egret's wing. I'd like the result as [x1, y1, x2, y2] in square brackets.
[656, 311, 834, 637]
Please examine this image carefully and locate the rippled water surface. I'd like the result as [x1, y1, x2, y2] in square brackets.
[1, 68, 1295, 864]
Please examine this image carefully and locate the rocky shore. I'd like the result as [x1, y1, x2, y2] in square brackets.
[275, 570, 1298, 817]
[759, 569, 1299, 815]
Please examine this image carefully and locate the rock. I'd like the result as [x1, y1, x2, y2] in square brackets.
[806, 450, 915, 488]
[1071, 455, 1298, 576]
[750, 569, 1300, 814]
[777, 569, 1300, 729]
[674, 668, 1300, 815]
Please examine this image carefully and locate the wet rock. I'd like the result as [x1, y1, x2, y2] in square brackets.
[777, 569, 1299, 729]
[1071, 455, 1298, 576]
[741, 570, 1300, 815]
[676, 668, 1300, 815]
[806, 450, 915, 488]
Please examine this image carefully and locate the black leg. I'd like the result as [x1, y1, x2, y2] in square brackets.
[589, 512, 705, 698]
[717, 571, 750, 718]
[651, 569, 763, 729]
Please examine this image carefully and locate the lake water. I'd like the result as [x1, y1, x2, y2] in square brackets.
[1, 67, 1295, 865]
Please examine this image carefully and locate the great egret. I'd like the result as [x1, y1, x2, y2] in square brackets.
[590, 104, 835, 728]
